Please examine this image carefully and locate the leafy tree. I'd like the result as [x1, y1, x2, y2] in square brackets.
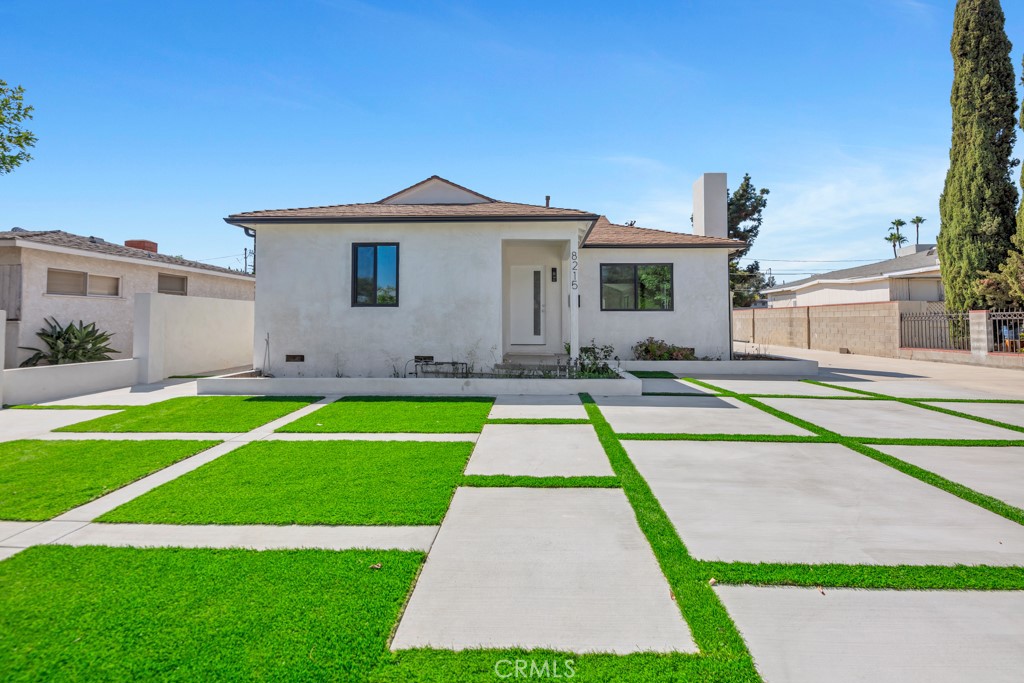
[0, 80, 37, 175]
[885, 226, 909, 257]
[938, 0, 1019, 310]
[727, 173, 772, 307]
[910, 216, 927, 245]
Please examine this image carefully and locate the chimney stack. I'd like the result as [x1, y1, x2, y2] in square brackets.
[692, 173, 728, 239]
[545, 195, 551, 208]
[125, 239, 158, 253]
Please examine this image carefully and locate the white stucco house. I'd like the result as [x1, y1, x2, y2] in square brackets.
[762, 245, 943, 308]
[225, 174, 743, 378]
[0, 229, 255, 368]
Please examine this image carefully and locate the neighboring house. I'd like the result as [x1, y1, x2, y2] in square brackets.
[0, 229, 255, 368]
[224, 174, 744, 378]
[762, 245, 943, 308]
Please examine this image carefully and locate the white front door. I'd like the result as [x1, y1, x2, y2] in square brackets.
[510, 265, 545, 344]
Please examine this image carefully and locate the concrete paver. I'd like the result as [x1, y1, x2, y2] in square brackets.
[488, 395, 587, 419]
[0, 522, 38, 543]
[640, 378, 712, 394]
[1, 520, 90, 547]
[465, 424, 613, 477]
[626, 440, 1024, 565]
[0, 410, 120, 442]
[55, 523, 438, 551]
[716, 586, 1024, 683]
[876, 445, 1024, 509]
[758, 396, 1022, 440]
[391, 487, 695, 654]
[596, 395, 813, 435]
[929, 401, 1024, 429]
[694, 378, 854, 397]
[824, 379, 1010, 400]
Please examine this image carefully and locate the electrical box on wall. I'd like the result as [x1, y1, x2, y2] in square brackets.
[285, 354, 305, 362]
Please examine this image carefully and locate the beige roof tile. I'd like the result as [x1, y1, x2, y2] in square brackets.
[582, 216, 745, 249]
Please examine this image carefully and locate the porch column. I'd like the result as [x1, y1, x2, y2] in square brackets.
[568, 245, 580, 359]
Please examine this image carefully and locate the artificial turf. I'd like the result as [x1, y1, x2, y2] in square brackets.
[0, 440, 219, 520]
[0, 546, 423, 682]
[280, 396, 495, 433]
[54, 396, 322, 433]
[98, 440, 474, 525]
[628, 370, 680, 379]
[6, 404, 134, 410]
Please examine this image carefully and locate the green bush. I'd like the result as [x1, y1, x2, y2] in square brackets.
[19, 317, 119, 367]
[632, 337, 696, 361]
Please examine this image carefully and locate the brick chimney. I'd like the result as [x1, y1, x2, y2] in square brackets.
[125, 239, 158, 253]
[693, 173, 728, 239]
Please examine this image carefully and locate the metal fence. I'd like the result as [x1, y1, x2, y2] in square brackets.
[899, 311, 971, 351]
[990, 309, 1024, 354]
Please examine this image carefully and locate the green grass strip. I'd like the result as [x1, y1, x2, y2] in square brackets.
[579, 393, 758, 675]
[679, 377, 733, 395]
[461, 475, 620, 488]
[800, 379, 883, 397]
[695, 560, 1024, 590]
[6, 404, 133, 410]
[915, 398, 1024, 404]
[280, 396, 494, 434]
[641, 392, 713, 397]
[618, 433, 830, 443]
[859, 437, 1024, 447]
[485, 418, 590, 425]
[627, 370, 680, 379]
[741, 394, 887, 401]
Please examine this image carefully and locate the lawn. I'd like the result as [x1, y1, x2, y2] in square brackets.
[99, 440, 474, 525]
[55, 396, 321, 433]
[628, 370, 680, 379]
[0, 546, 423, 682]
[280, 396, 495, 433]
[0, 440, 219, 521]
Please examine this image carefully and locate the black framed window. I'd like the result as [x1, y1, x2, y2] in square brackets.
[600, 263, 673, 311]
[352, 243, 399, 306]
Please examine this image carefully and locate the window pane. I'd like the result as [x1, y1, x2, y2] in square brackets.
[355, 246, 376, 304]
[88, 274, 120, 296]
[47, 269, 87, 295]
[638, 265, 673, 310]
[600, 264, 635, 310]
[158, 274, 187, 295]
[375, 245, 397, 305]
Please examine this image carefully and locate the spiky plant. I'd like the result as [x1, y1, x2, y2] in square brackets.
[19, 317, 119, 367]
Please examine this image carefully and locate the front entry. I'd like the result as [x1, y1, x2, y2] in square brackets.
[509, 265, 545, 344]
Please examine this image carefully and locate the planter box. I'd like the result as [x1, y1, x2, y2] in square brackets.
[2, 358, 140, 405]
[621, 358, 818, 376]
[198, 374, 642, 397]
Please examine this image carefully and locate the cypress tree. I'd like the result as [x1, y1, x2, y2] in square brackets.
[938, 0, 1019, 310]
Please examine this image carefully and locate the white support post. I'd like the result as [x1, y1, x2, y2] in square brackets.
[568, 246, 580, 359]
[0, 309, 6, 405]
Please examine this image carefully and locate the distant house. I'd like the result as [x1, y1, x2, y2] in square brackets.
[0, 229, 255, 368]
[762, 245, 942, 308]
[224, 174, 744, 378]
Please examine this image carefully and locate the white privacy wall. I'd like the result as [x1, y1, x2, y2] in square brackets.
[253, 220, 587, 377]
[578, 247, 732, 360]
[135, 293, 254, 382]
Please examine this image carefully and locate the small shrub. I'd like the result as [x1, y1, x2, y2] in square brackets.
[19, 317, 119, 367]
[564, 339, 619, 378]
[631, 337, 696, 361]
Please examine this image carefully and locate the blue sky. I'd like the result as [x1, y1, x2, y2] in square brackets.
[3, 0, 1022, 282]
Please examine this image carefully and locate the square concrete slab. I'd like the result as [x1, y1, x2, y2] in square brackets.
[626, 440, 1024, 565]
[641, 378, 712, 394]
[876, 445, 1024, 509]
[717, 586, 1024, 683]
[488, 395, 587, 420]
[824, 380, 1004, 400]
[928, 401, 1024, 429]
[0, 521, 38, 544]
[391, 487, 695, 654]
[0, 410, 119, 442]
[757, 397, 1023, 440]
[465, 424, 613, 477]
[596, 395, 813, 436]
[695, 378, 853, 397]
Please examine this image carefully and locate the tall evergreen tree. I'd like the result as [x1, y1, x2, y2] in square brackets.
[726, 174, 773, 307]
[938, 0, 1019, 310]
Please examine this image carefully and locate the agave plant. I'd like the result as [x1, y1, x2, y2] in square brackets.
[19, 317, 119, 367]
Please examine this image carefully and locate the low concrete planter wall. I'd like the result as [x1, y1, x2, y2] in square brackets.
[198, 375, 641, 397]
[621, 359, 818, 376]
[3, 358, 140, 405]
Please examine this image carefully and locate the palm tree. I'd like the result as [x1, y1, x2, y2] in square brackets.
[909, 216, 926, 245]
[885, 228, 908, 257]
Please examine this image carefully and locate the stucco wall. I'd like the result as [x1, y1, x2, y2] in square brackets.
[8, 248, 254, 367]
[253, 220, 586, 378]
[501, 241, 569, 356]
[768, 276, 943, 308]
[578, 247, 732, 360]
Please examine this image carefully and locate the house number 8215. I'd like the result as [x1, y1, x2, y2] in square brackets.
[570, 251, 579, 290]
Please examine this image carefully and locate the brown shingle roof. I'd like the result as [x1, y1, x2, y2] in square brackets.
[582, 216, 745, 249]
[0, 229, 253, 277]
[226, 201, 597, 222]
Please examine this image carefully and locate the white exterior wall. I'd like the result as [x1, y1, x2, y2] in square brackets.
[253, 220, 585, 378]
[767, 276, 943, 308]
[7, 248, 254, 368]
[578, 247, 732, 360]
[501, 241, 570, 356]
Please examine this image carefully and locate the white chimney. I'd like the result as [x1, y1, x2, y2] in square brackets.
[693, 172, 728, 239]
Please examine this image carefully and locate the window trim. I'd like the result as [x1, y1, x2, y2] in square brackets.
[351, 242, 400, 308]
[45, 268, 121, 298]
[157, 272, 188, 296]
[599, 263, 674, 312]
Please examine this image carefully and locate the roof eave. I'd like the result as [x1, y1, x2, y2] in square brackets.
[224, 213, 600, 226]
